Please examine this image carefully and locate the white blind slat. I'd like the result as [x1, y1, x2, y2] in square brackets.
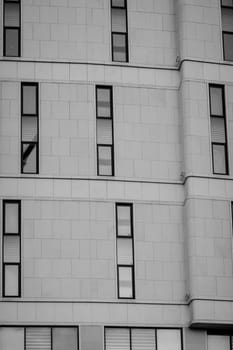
[211, 117, 225, 143]
[117, 238, 133, 265]
[4, 236, 20, 263]
[5, 3, 20, 27]
[117, 206, 131, 236]
[105, 328, 130, 350]
[22, 117, 37, 142]
[4, 265, 19, 296]
[112, 8, 127, 32]
[97, 119, 112, 144]
[26, 328, 51, 350]
[131, 329, 156, 350]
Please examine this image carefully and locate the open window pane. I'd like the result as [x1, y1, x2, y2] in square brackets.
[208, 335, 230, 350]
[213, 144, 227, 174]
[211, 117, 225, 143]
[112, 8, 127, 32]
[97, 89, 111, 118]
[4, 2, 19, 26]
[112, 0, 126, 7]
[112, 33, 127, 62]
[210, 87, 223, 116]
[97, 119, 112, 144]
[53, 328, 77, 350]
[23, 85, 37, 115]
[131, 329, 156, 350]
[117, 205, 131, 236]
[98, 146, 112, 175]
[118, 266, 133, 298]
[5, 28, 19, 57]
[5, 202, 19, 234]
[157, 330, 181, 350]
[26, 328, 51, 350]
[4, 264, 19, 296]
[117, 238, 133, 265]
[223, 32, 233, 61]
[4, 236, 20, 263]
[105, 328, 130, 350]
[22, 117, 38, 142]
[0, 327, 24, 350]
[22, 143, 37, 173]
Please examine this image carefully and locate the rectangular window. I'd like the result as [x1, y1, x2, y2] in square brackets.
[209, 84, 228, 175]
[96, 86, 114, 176]
[221, 0, 233, 60]
[0, 327, 79, 350]
[116, 203, 134, 298]
[21, 82, 39, 174]
[2, 200, 21, 297]
[111, 0, 128, 62]
[3, 0, 20, 57]
[208, 333, 233, 350]
[105, 328, 182, 350]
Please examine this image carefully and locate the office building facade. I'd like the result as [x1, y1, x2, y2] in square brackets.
[0, 0, 233, 349]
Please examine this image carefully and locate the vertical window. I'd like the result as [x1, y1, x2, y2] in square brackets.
[3, 0, 20, 57]
[209, 85, 228, 175]
[221, 0, 233, 61]
[105, 328, 182, 350]
[116, 203, 134, 299]
[2, 200, 21, 297]
[21, 83, 39, 174]
[111, 0, 128, 62]
[96, 86, 114, 176]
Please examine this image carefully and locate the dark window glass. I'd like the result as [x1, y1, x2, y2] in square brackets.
[3, 0, 20, 57]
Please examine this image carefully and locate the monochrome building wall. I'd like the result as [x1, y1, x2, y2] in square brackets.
[0, 0, 232, 349]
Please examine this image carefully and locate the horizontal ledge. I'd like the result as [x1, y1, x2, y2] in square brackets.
[0, 299, 187, 306]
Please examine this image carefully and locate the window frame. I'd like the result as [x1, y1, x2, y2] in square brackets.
[96, 85, 114, 176]
[104, 327, 183, 350]
[2, 200, 21, 298]
[3, 0, 21, 57]
[0, 326, 79, 350]
[111, 0, 129, 62]
[221, 0, 233, 8]
[222, 31, 233, 61]
[116, 203, 135, 299]
[209, 84, 229, 175]
[21, 82, 39, 174]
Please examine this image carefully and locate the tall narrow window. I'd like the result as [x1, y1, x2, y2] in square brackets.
[209, 84, 228, 175]
[21, 83, 39, 174]
[3, 0, 20, 57]
[2, 200, 21, 297]
[221, 0, 233, 61]
[96, 86, 114, 176]
[116, 203, 134, 299]
[111, 0, 128, 62]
